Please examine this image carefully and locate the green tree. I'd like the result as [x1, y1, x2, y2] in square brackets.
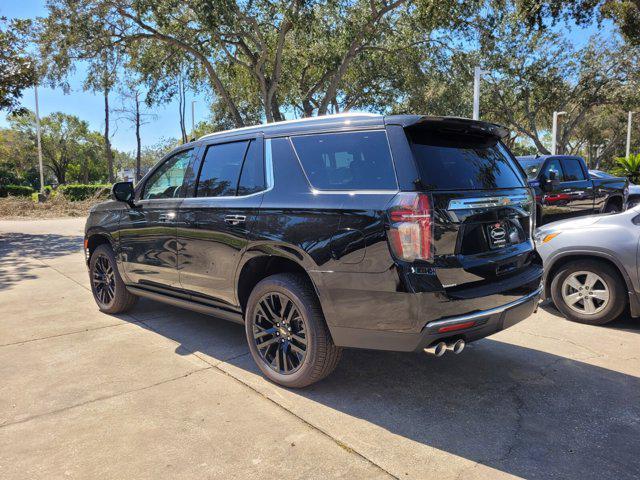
[40, 4, 125, 182]
[614, 153, 640, 182]
[478, 16, 639, 158]
[9, 111, 106, 184]
[40, 0, 492, 127]
[0, 18, 36, 113]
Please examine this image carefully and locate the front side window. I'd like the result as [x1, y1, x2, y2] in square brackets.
[197, 141, 249, 197]
[290, 131, 397, 190]
[143, 149, 192, 199]
[562, 159, 586, 181]
[518, 159, 544, 180]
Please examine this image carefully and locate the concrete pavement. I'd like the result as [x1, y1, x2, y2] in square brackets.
[1, 218, 639, 479]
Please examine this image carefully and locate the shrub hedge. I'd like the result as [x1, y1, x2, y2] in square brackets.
[0, 184, 35, 197]
[58, 184, 111, 201]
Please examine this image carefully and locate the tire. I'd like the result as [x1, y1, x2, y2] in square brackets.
[245, 273, 342, 388]
[550, 259, 626, 325]
[89, 244, 138, 314]
[604, 202, 620, 214]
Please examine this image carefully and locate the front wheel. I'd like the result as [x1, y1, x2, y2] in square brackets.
[245, 273, 342, 388]
[550, 259, 626, 325]
[89, 244, 138, 314]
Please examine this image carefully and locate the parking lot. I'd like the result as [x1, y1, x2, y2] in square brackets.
[1, 217, 639, 479]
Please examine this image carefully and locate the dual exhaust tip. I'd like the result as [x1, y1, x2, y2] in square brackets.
[424, 339, 465, 357]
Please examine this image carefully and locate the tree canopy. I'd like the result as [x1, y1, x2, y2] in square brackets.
[0, 18, 36, 113]
[2, 0, 640, 188]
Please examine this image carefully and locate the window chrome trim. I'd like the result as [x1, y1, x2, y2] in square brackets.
[447, 194, 532, 210]
[180, 138, 274, 203]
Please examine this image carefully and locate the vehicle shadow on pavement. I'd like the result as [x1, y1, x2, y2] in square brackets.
[127, 298, 640, 480]
[540, 299, 640, 335]
[0, 233, 83, 292]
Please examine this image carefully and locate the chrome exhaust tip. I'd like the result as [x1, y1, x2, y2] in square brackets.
[447, 339, 465, 354]
[424, 341, 447, 357]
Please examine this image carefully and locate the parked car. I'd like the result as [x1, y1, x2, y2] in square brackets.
[535, 206, 640, 325]
[517, 155, 628, 226]
[590, 169, 640, 208]
[85, 113, 543, 387]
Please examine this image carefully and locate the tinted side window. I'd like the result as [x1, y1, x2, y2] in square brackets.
[562, 159, 586, 181]
[197, 141, 248, 197]
[143, 149, 192, 199]
[237, 140, 265, 196]
[543, 159, 564, 181]
[290, 131, 397, 190]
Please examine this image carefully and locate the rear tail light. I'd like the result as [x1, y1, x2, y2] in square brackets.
[387, 192, 433, 262]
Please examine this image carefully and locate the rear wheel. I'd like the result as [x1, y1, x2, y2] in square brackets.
[245, 273, 342, 388]
[604, 201, 620, 214]
[550, 259, 626, 325]
[89, 244, 138, 314]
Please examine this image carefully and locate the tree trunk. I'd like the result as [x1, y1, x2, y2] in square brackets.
[135, 91, 142, 181]
[81, 159, 89, 183]
[104, 88, 114, 183]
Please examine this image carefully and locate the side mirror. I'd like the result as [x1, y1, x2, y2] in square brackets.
[112, 181, 136, 207]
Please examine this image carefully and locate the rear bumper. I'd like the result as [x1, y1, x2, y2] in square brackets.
[330, 286, 542, 352]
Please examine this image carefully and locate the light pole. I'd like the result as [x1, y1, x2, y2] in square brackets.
[551, 111, 567, 155]
[472, 67, 489, 120]
[191, 100, 196, 138]
[34, 83, 45, 194]
[626, 111, 636, 159]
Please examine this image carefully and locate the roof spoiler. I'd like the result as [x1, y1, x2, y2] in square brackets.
[388, 115, 509, 139]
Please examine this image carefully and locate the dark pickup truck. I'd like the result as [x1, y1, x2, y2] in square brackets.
[517, 155, 628, 226]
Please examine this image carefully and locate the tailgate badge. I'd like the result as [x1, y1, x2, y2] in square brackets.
[490, 225, 507, 241]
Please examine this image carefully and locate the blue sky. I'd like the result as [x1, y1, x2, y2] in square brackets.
[0, 0, 210, 153]
[0, 1, 614, 153]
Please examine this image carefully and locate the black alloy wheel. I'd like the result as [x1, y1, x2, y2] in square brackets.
[252, 292, 308, 374]
[89, 244, 138, 314]
[92, 253, 116, 306]
[245, 273, 342, 388]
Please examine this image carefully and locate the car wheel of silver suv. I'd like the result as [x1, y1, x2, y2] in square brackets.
[550, 259, 625, 325]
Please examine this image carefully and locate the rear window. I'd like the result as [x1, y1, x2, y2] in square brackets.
[290, 131, 397, 190]
[408, 131, 525, 190]
[562, 158, 586, 181]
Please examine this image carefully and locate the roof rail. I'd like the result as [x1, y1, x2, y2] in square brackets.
[197, 112, 381, 140]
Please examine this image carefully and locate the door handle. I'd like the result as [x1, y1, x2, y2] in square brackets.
[158, 212, 176, 222]
[224, 214, 246, 226]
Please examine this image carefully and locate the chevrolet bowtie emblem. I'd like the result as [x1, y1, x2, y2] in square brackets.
[501, 198, 511, 205]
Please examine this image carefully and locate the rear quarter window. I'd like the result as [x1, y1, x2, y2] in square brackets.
[290, 130, 397, 190]
[408, 130, 525, 190]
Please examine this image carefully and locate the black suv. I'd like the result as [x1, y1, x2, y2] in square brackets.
[85, 113, 542, 387]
